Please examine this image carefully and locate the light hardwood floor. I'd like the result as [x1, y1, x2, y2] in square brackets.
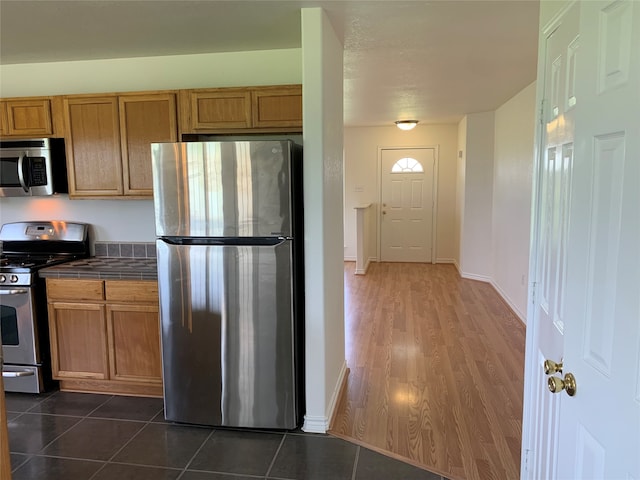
[330, 262, 526, 480]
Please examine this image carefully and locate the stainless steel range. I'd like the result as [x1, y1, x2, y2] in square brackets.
[0, 221, 89, 393]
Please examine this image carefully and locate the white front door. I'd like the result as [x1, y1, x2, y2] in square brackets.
[379, 148, 435, 263]
[523, 1, 640, 478]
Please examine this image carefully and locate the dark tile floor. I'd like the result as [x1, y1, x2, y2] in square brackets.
[5, 390, 446, 480]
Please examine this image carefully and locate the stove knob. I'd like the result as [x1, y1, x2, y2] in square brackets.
[0, 275, 5, 283]
[10, 275, 18, 283]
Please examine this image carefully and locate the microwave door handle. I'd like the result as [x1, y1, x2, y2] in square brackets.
[17, 153, 29, 193]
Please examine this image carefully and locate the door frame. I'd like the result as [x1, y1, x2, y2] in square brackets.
[520, 2, 572, 477]
[376, 145, 439, 264]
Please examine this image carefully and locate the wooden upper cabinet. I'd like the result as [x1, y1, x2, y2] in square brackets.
[119, 93, 178, 195]
[0, 101, 8, 136]
[64, 91, 178, 198]
[1, 98, 53, 136]
[252, 85, 302, 128]
[186, 88, 252, 131]
[64, 96, 123, 197]
[180, 85, 302, 134]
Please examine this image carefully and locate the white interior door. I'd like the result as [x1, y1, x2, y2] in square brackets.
[525, 4, 579, 477]
[524, 2, 640, 478]
[556, 1, 639, 477]
[379, 148, 435, 263]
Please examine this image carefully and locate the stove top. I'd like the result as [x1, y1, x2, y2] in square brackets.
[0, 221, 91, 286]
[0, 254, 74, 271]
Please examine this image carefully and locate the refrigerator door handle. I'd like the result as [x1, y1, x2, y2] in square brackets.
[160, 236, 291, 246]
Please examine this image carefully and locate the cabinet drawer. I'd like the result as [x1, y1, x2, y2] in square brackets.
[46, 279, 104, 301]
[105, 280, 158, 303]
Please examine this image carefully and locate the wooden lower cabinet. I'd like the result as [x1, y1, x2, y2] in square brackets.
[48, 302, 109, 380]
[46, 278, 162, 397]
[106, 304, 161, 384]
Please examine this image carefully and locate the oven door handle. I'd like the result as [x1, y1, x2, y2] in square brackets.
[17, 153, 30, 193]
[0, 289, 29, 295]
[2, 370, 35, 378]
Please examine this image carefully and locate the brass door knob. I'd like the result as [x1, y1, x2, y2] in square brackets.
[544, 359, 563, 375]
[382, 211, 386, 215]
[548, 373, 577, 397]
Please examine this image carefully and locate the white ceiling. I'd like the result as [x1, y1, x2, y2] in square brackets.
[0, 0, 540, 126]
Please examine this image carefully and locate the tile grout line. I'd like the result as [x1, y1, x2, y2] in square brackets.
[8, 392, 115, 471]
[82, 394, 116, 418]
[17, 453, 106, 464]
[86, 406, 161, 480]
[351, 445, 361, 480]
[178, 427, 217, 477]
[264, 432, 287, 478]
[37, 392, 116, 454]
[103, 405, 165, 463]
[9, 452, 31, 474]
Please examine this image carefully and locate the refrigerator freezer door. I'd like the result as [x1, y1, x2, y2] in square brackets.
[157, 239, 298, 429]
[152, 141, 293, 238]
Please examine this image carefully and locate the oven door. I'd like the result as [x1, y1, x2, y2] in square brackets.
[0, 286, 39, 366]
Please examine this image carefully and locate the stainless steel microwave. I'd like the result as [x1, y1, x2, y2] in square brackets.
[0, 138, 68, 197]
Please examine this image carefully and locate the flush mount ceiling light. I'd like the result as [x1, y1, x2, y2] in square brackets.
[395, 120, 419, 131]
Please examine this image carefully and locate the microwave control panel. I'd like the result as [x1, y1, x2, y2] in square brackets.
[29, 157, 48, 186]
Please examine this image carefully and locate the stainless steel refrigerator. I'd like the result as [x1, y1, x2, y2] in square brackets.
[151, 140, 304, 429]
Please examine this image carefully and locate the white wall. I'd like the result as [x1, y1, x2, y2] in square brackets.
[0, 196, 155, 245]
[0, 49, 302, 241]
[301, 8, 346, 433]
[0, 49, 302, 96]
[492, 82, 536, 321]
[343, 125, 458, 263]
[458, 111, 495, 280]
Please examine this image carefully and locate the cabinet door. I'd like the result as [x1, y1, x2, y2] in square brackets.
[119, 93, 178, 196]
[106, 304, 162, 384]
[188, 89, 252, 130]
[0, 101, 8, 136]
[3, 99, 53, 136]
[48, 302, 109, 380]
[64, 96, 123, 196]
[251, 86, 302, 129]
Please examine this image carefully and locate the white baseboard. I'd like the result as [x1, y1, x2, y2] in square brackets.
[490, 280, 526, 324]
[354, 257, 374, 275]
[436, 258, 456, 264]
[454, 262, 527, 324]
[344, 256, 356, 262]
[302, 360, 348, 434]
[302, 415, 330, 433]
[460, 271, 492, 283]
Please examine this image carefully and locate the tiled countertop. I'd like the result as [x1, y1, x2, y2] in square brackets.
[39, 256, 158, 280]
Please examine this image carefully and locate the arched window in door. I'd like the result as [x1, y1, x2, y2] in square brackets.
[391, 157, 424, 173]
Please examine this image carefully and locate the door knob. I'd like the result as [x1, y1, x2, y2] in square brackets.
[548, 372, 577, 396]
[382, 211, 387, 215]
[544, 359, 563, 375]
